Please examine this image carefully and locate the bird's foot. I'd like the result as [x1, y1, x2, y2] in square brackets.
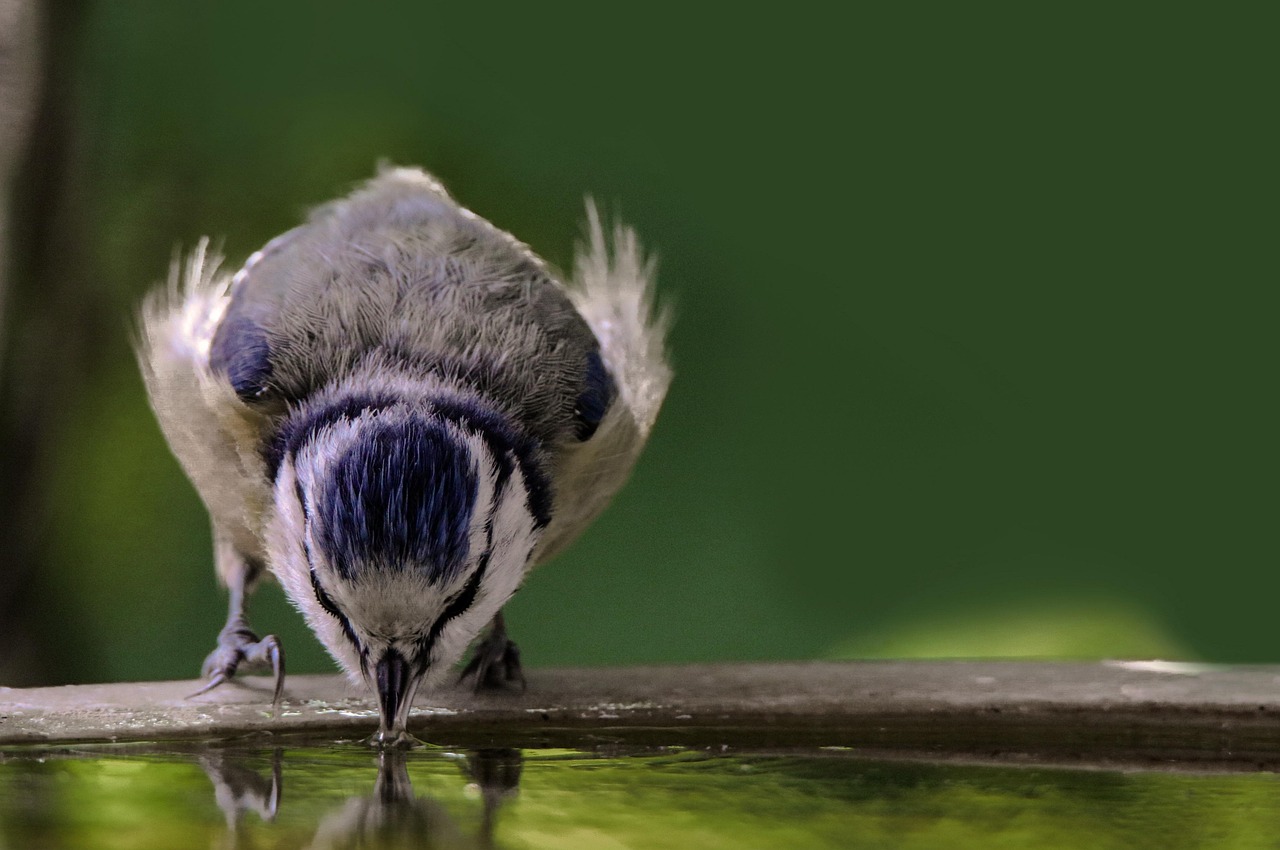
[192, 625, 285, 711]
[459, 631, 525, 693]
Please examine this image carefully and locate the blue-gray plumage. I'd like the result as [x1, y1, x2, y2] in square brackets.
[136, 166, 671, 747]
[208, 313, 273, 402]
[575, 349, 615, 440]
[214, 175, 598, 445]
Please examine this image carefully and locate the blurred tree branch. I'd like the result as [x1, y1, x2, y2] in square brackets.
[0, 0, 40, 356]
[0, 0, 95, 685]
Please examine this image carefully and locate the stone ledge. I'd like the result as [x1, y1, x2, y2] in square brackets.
[4, 660, 1280, 765]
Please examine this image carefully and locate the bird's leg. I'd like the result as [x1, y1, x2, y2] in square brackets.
[458, 611, 525, 693]
[192, 540, 285, 710]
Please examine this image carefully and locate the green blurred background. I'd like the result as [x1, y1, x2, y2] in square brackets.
[0, 3, 1274, 686]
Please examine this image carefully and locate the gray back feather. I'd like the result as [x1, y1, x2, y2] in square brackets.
[211, 169, 598, 445]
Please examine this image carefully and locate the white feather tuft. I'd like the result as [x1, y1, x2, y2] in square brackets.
[569, 201, 672, 435]
[138, 237, 231, 364]
[531, 204, 673, 565]
[135, 238, 271, 570]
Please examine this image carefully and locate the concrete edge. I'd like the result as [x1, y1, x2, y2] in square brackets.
[4, 660, 1280, 766]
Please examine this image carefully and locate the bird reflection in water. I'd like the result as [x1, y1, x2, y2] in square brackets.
[197, 747, 523, 850]
[459, 749, 522, 847]
[197, 747, 283, 850]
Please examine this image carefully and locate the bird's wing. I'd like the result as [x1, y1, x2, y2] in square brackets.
[533, 204, 672, 564]
[135, 240, 273, 566]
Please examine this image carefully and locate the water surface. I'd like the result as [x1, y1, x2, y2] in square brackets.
[3, 742, 1280, 849]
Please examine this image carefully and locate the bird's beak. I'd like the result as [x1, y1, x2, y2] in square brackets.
[372, 649, 421, 748]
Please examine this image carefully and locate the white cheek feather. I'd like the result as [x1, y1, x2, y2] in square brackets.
[486, 456, 542, 605]
[461, 429, 497, 577]
[266, 460, 366, 683]
[422, 445, 541, 684]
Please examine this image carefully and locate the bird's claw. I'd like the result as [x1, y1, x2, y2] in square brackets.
[188, 671, 229, 698]
[192, 627, 286, 712]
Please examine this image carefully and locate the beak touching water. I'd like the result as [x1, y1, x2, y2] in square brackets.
[372, 649, 422, 748]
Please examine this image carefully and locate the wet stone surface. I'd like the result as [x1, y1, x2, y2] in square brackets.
[5, 660, 1280, 765]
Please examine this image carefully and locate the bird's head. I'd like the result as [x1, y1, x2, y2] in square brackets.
[265, 391, 549, 746]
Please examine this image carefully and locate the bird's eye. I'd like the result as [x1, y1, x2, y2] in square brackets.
[298, 478, 364, 659]
[416, 551, 489, 665]
[310, 569, 344, 620]
[309, 568, 364, 654]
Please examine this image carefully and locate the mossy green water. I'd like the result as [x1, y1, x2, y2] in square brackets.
[3, 745, 1280, 849]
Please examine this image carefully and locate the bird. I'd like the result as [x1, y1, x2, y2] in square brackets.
[136, 166, 671, 746]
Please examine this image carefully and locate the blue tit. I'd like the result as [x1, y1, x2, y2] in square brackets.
[136, 167, 671, 746]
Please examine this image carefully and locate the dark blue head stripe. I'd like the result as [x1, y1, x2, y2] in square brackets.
[267, 390, 552, 531]
[263, 392, 400, 480]
[428, 396, 552, 530]
[316, 416, 478, 583]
